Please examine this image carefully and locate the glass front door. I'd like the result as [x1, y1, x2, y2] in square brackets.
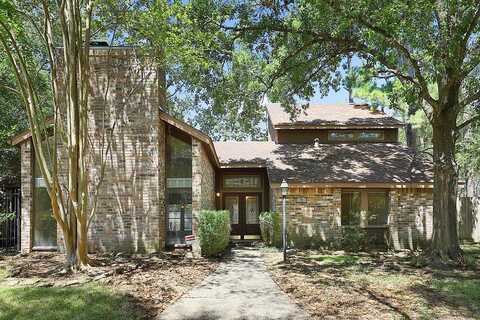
[224, 193, 261, 239]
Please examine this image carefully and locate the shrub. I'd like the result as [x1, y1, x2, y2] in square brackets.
[197, 210, 231, 257]
[341, 226, 367, 252]
[259, 211, 282, 248]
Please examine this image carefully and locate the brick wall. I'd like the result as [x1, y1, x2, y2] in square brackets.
[20, 48, 165, 253]
[192, 138, 216, 231]
[389, 189, 433, 250]
[86, 49, 164, 253]
[20, 140, 33, 253]
[271, 187, 433, 250]
[272, 187, 342, 248]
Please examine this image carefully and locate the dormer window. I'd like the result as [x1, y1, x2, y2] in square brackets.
[328, 131, 355, 141]
[359, 131, 384, 141]
[328, 130, 385, 142]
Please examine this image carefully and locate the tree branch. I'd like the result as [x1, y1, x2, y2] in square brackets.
[456, 114, 480, 131]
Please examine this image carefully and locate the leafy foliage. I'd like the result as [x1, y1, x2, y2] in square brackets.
[190, 0, 480, 259]
[0, 210, 15, 223]
[197, 210, 231, 257]
[340, 226, 367, 252]
[259, 211, 282, 248]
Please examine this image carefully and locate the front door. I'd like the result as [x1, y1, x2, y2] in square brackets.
[224, 193, 261, 239]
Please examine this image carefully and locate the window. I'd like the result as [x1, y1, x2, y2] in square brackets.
[166, 131, 193, 245]
[33, 140, 57, 248]
[341, 190, 389, 226]
[245, 196, 259, 224]
[225, 196, 239, 224]
[328, 131, 385, 142]
[359, 132, 384, 141]
[341, 192, 361, 226]
[367, 192, 389, 225]
[223, 176, 261, 189]
[328, 131, 355, 141]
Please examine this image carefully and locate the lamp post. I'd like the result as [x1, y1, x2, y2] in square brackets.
[280, 179, 289, 262]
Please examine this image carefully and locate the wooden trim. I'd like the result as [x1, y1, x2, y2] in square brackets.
[159, 112, 220, 167]
[10, 118, 55, 146]
[273, 124, 403, 130]
[270, 182, 434, 189]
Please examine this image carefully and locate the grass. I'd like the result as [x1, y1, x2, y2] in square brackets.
[0, 284, 142, 320]
[0, 269, 7, 281]
[308, 254, 360, 266]
[431, 278, 480, 311]
[265, 243, 480, 319]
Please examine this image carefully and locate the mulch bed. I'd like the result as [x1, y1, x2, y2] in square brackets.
[0, 250, 219, 319]
[263, 249, 479, 320]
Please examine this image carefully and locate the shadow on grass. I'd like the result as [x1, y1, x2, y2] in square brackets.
[273, 244, 480, 319]
[0, 284, 150, 320]
[411, 278, 480, 316]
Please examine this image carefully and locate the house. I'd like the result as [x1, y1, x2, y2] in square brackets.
[11, 47, 435, 254]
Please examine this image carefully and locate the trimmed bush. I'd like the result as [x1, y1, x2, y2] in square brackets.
[197, 210, 231, 257]
[259, 211, 282, 248]
[341, 226, 367, 252]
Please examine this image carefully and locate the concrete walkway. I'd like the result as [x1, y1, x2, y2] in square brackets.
[159, 247, 309, 320]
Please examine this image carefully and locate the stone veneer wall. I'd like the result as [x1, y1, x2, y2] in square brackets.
[271, 187, 433, 250]
[21, 48, 165, 253]
[192, 138, 216, 233]
[389, 189, 433, 250]
[272, 187, 342, 248]
[20, 141, 33, 253]
[86, 49, 164, 253]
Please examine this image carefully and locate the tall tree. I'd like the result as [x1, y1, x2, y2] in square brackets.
[0, 0, 110, 269]
[206, 0, 480, 260]
[101, 0, 268, 140]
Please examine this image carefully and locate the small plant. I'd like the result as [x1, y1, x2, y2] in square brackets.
[197, 210, 230, 257]
[341, 226, 367, 252]
[259, 211, 282, 248]
[0, 211, 15, 224]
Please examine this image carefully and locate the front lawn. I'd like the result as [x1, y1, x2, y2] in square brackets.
[0, 284, 142, 320]
[263, 244, 480, 319]
[0, 251, 219, 319]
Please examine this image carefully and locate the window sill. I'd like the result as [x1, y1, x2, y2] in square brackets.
[32, 246, 57, 251]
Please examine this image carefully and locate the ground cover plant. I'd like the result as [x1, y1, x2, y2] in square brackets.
[263, 243, 480, 319]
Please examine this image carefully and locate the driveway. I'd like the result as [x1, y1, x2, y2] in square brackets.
[158, 246, 309, 320]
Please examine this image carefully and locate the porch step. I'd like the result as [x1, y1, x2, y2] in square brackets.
[230, 239, 263, 247]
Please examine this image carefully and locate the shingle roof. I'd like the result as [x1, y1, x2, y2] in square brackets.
[214, 141, 433, 184]
[266, 103, 403, 128]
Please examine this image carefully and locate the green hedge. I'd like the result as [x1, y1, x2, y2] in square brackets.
[197, 210, 231, 257]
[340, 226, 368, 252]
[259, 211, 282, 248]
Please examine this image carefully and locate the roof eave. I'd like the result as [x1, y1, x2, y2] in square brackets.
[273, 124, 404, 130]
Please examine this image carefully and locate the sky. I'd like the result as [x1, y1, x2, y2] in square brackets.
[312, 87, 350, 104]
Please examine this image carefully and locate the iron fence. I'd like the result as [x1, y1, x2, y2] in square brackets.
[0, 188, 20, 251]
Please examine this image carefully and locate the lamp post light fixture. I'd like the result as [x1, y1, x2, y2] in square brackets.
[280, 179, 289, 262]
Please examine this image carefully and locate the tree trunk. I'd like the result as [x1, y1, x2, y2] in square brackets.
[77, 219, 89, 266]
[405, 103, 418, 149]
[431, 101, 462, 260]
[63, 231, 78, 270]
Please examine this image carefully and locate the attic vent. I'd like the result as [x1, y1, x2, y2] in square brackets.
[314, 138, 320, 148]
[89, 40, 109, 47]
